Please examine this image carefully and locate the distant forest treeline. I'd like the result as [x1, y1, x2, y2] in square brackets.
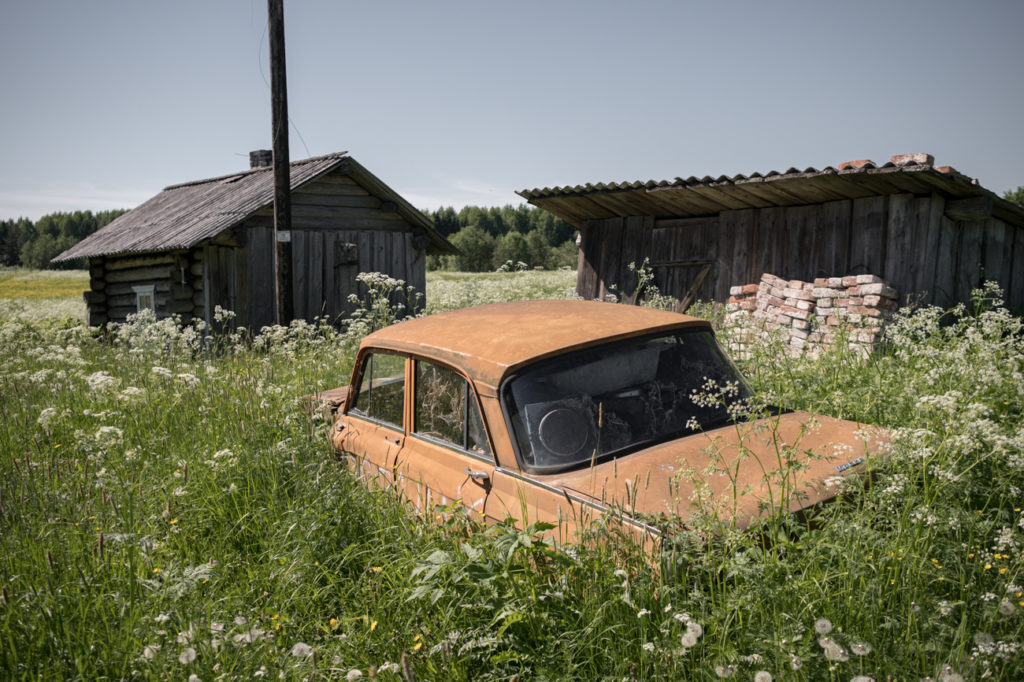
[426, 204, 577, 271]
[1, 204, 577, 273]
[1, 210, 127, 270]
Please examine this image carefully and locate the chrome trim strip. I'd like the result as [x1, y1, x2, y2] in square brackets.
[493, 466, 662, 538]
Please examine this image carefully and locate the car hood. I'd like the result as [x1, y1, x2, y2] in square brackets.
[535, 411, 888, 529]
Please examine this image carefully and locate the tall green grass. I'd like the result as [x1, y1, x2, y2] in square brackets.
[0, 273, 1021, 680]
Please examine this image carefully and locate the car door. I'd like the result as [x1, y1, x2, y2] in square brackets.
[337, 351, 408, 485]
[394, 359, 495, 519]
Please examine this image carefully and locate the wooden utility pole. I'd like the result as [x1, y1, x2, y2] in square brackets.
[268, 0, 293, 324]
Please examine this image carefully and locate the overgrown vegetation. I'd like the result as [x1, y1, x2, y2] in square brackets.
[1, 272, 1022, 680]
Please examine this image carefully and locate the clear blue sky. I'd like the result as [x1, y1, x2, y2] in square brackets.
[1, 0, 1022, 220]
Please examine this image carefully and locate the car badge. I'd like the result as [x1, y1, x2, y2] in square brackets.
[834, 457, 865, 473]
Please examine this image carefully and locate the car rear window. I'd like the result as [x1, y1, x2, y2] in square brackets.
[501, 328, 751, 473]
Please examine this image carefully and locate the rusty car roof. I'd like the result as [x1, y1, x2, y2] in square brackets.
[360, 299, 709, 389]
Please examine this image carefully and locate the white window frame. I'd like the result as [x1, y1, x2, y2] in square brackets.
[132, 284, 156, 312]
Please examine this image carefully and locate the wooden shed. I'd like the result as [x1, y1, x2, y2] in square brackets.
[53, 151, 457, 329]
[519, 154, 1024, 313]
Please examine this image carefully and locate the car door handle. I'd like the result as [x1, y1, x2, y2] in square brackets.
[464, 468, 490, 483]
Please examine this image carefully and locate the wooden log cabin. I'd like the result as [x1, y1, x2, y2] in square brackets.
[53, 152, 457, 329]
[519, 154, 1024, 313]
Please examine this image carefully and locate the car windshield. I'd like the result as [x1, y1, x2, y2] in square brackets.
[502, 328, 751, 473]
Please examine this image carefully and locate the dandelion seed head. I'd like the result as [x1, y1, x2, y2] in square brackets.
[178, 647, 196, 664]
[290, 642, 313, 658]
[754, 671, 772, 682]
[823, 641, 849, 662]
[714, 664, 736, 678]
[938, 666, 965, 682]
[814, 617, 833, 635]
[345, 670, 362, 681]
[850, 642, 872, 656]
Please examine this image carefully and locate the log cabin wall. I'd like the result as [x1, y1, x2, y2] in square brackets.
[578, 193, 1024, 312]
[87, 252, 199, 326]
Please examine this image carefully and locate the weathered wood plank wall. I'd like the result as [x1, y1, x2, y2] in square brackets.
[235, 168, 426, 327]
[577, 192, 1024, 312]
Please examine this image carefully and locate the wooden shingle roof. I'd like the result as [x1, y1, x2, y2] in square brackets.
[519, 157, 1024, 228]
[54, 152, 455, 262]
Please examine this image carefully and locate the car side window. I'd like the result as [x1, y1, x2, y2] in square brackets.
[415, 361, 492, 459]
[351, 352, 405, 429]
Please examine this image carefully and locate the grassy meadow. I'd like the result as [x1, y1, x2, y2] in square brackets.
[1, 268, 1022, 680]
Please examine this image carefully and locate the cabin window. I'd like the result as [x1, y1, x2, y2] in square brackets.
[132, 284, 156, 313]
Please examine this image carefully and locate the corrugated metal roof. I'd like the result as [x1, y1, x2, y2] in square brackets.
[54, 152, 456, 261]
[519, 158, 1024, 228]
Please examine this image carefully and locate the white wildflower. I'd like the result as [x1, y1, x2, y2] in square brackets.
[151, 366, 173, 379]
[86, 370, 120, 391]
[119, 386, 144, 401]
[37, 407, 58, 427]
[95, 425, 124, 447]
[642, 642, 655, 652]
[345, 670, 362, 681]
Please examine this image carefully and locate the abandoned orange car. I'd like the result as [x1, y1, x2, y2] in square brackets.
[319, 300, 886, 543]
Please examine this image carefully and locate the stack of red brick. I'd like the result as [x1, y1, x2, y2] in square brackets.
[727, 273, 899, 353]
